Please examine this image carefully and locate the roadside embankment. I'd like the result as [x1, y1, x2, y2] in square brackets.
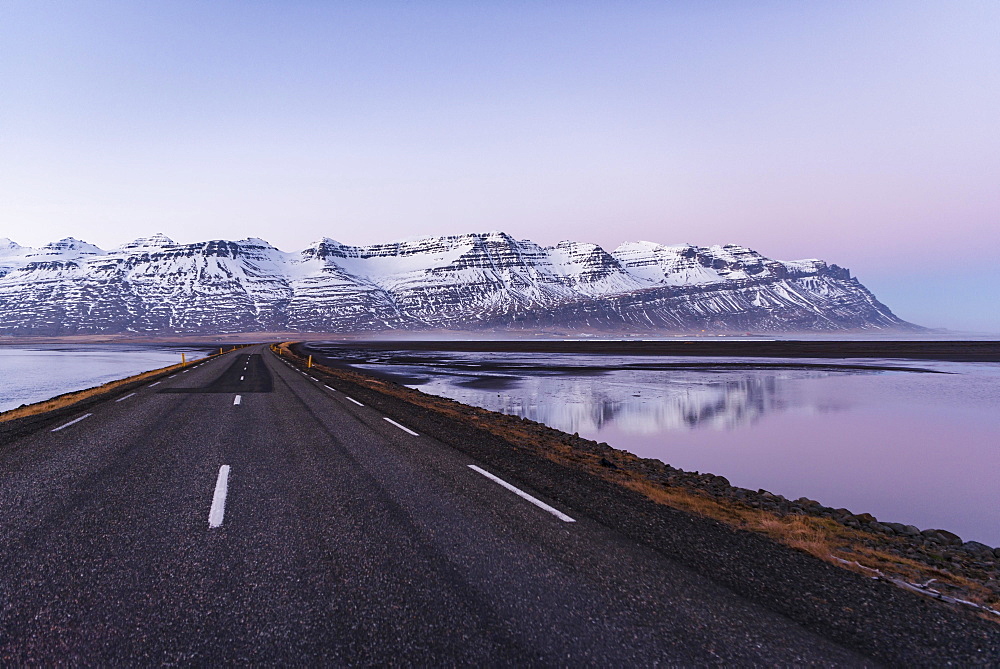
[297, 342, 999, 608]
[280, 341, 1000, 664]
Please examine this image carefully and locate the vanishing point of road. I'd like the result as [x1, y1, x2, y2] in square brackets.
[0, 345, 867, 664]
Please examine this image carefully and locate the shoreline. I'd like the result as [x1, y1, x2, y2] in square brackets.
[300, 342, 952, 380]
[0, 343, 228, 415]
[307, 338, 1000, 363]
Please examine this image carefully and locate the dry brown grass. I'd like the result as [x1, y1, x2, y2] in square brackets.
[624, 479, 840, 557]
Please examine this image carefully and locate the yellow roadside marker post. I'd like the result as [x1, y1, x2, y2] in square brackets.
[308, 355, 312, 368]
[182, 353, 186, 365]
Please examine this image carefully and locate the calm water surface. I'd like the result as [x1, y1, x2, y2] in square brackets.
[336, 348, 1000, 546]
[0, 344, 216, 413]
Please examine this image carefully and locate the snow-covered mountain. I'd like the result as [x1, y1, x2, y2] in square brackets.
[0, 232, 915, 335]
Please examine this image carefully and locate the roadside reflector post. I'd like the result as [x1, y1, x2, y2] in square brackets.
[308, 355, 312, 368]
[182, 353, 186, 365]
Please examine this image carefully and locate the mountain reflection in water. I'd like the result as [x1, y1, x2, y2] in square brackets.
[486, 372, 851, 435]
[344, 349, 863, 435]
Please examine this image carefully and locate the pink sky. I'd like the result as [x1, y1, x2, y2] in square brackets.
[1, 1, 997, 330]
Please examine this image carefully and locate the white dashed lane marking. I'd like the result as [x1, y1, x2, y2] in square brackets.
[208, 465, 231, 528]
[51, 413, 93, 432]
[383, 417, 419, 436]
[233, 395, 242, 405]
[468, 465, 576, 523]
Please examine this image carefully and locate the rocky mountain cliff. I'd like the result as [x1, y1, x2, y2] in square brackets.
[0, 232, 915, 335]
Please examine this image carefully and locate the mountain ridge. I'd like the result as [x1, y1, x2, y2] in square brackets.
[0, 231, 916, 335]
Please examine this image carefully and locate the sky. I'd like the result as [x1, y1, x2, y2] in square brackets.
[1, 1, 998, 332]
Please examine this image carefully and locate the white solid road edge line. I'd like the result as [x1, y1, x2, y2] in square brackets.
[115, 392, 137, 402]
[208, 465, 231, 528]
[467, 465, 576, 523]
[383, 417, 419, 436]
[233, 395, 242, 405]
[345, 396, 364, 406]
[51, 413, 93, 432]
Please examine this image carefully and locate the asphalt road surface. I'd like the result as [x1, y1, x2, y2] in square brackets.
[0, 345, 870, 665]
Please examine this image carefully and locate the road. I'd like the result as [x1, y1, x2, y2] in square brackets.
[0, 345, 867, 664]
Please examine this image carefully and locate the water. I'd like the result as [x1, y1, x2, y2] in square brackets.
[331, 348, 1000, 546]
[0, 344, 217, 413]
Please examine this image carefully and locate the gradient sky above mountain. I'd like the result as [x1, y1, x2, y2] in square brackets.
[1, 1, 998, 332]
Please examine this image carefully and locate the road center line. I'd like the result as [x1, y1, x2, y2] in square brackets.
[233, 395, 242, 405]
[51, 413, 93, 432]
[324, 385, 336, 392]
[115, 392, 137, 402]
[240, 376, 244, 381]
[383, 417, 419, 436]
[149, 381, 160, 387]
[467, 465, 576, 523]
[345, 396, 364, 406]
[208, 465, 231, 528]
